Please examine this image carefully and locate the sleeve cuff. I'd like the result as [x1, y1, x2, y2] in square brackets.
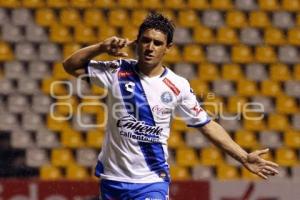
[187, 119, 211, 128]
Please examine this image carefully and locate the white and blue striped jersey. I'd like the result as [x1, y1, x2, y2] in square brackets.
[86, 59, 211, 183]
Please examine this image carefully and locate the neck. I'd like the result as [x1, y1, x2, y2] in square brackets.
[136, 61, 164, 77]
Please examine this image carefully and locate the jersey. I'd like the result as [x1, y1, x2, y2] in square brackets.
[85, 59, 211, 183]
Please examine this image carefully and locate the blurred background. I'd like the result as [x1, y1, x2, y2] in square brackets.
[0, 0, 300, 199]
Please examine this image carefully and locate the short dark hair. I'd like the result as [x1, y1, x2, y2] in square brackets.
[137, 12, 175, 45]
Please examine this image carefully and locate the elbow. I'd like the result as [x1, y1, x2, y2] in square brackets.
[62, 58, 72, 74]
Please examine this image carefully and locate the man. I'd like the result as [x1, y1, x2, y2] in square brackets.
[63, 12, 279, 200]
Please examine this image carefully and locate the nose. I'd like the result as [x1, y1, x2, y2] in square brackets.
[146, 41, 154, 51]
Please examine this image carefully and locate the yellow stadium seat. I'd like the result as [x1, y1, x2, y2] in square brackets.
[163, 45, 181, 63]
[226, 11, 247, 28]
[91, 85, 107, 96]
[241, 167, 260, 180]
[80, 98, 106, 114]
[75, 25, 97, 44]
[61, 129, 85, 148]
[255, 46, 277, 63]
[287, 28, 300, 45]
[22, 0, 44, 8]
[36, 8, 57, 27]
[217, 27, 238, 44]
[232, 45, 253, 63]
[66, 164, 89, 180]
[47, 114, 71, 131]
[87, 129, 104, 148]
[141, 0, 162, 9]
[243, 116, 266, 131]
[284, 130, 300, 148]
[98, 25, 117, 41]
[198, 63, 220, 81]
[227, 96, 247, 113]
[0, 0, 20, 7]
[131, 10, 148, 27]
[264, 28, 286, 45]
[282, 0, 300, 11]
[60, 9, 81, 27]
[217, 164, 239, 180]
[52, 62, 73, 79]
[0, 42, 13, 61]
[200, 147, 224, 166]
[237, 80, 258, 96]
[249, 11, 271, 28]
[40, 166, 62, 180]
[261, 80, 283, 96]
[211, 0, 232, 10]
[50, 24, 72, 44]
[258, 0, 279, 10]
[63, 43, 82, 59]
[276, 147, 298, 166]
[160, 10, 177, 23]
[51, 148, 75, 167]
[221, 64, 243, 81]
[170, 165, 190, 180]
[164, 0, 186, 9]
[270, 64, 291, 81]
[171, 119, 187, 132]
[83, 9, 106, 27]
[294, 64, 300, 80]
[47, 0, 68, 8]
[122, 25, 138, 41]
[176, 148, 199, 167]
[235, 130, 259, 148]
[183, 44, 205, 63]
[108, 9, 129, 27]
[55, 97, 78, 115]
[167, 131, 185, 149]
[70, 0, 92, 8]
[118, 0, 139, 8]
[42, 78, 68, 95]
[276, 96, 298, 114]
[187, 0, 209, 9]
[268, 114, 290, 131]
[178, 10, 200, 27]
[203, 96, 224, 116]
[193, 26, 215, 44]
[190, 80, 209, 96]
[94, 0, 115, 8]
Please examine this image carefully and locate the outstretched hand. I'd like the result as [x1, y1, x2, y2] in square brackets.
[100, 36, 136, 57]
[243, 148, 279, 180]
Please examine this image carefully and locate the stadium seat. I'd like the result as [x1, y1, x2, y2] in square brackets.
[264, 28, 286, 45]
[170, 165, 190, 180]
[25, 24, 48, 43]
[15, 42, 37, 61]
[268, 114, 290, 131]
[237, 80, 258, 96]
[28, 61, 51, 80]
[86, 129, 104, 148]
[35, 8, 57, 27]
[249, 11, 270, 27]
[173, 28, 192, 44]
[284, 80, 300, 97]
[174, 63, 196, 80]
[187, 0, 209, 9]
[192, 165, 213, 180]
[163, 45, 181, 63]
[221, 64, 243, 81]
[50, 24, 73, 44]
[168, 131, 185, 149]
[276, 96, 298, 114]
[40, 166, 62, 180]
[32, 94, 52, 114]
[60, 9, 81, 27]
[217, 164, 239, 180]
[61, 129, 84, 148]
[47, 113, 71, 131]
[18, 78, 40, 95]
[36, 129, 60, 148]
[235, 0, 257, 10]
[72, 113, 96, 131]
[227, 96, 247, 113]
[185, 130, 209, 148]
[278, 46, 300, 64]
[273, 12, 294, 29]
[70, 0, 92, 8]
[176, 148, 200, 167]
[66, 164, 89, 180]
[282, 0, 300, 11]
[197, 63, 219, 81]
[12, 9, 33, 26]
[0, 78, 14, 95]
[74, 24, 97, 44]
[240, 28, 262, 45]
[235, 130, 258, 148]
[0, 42, 14, 61]
[203, 96, 224, 116]
[7, 94, 29, 113]
[251, 96, 275, 113]
[190, 80, 209, 96]
[245, 63, 267, 81]
[0, 8, 10, 25]
[131, 10, 148, 27]
[140, 0, 162, 9]
[294, 64, 300, 80]
[26, 148, 49, 167]
[226, 11, 247, 28]
[55, 97, 78, 116]
[63, 43, 82, 59]
[83, 9, 106, 27]
[261, 80, 283, 97]
[243, 114, 266, 131]
[117, 0, 139, 8]
[171, 119, 187, 132]
[207, 45, 230, 63]
[200, 147, 224, 166]
[258, 0, 279, 10]
[193, 26, 215, 44]
[94, 0, 115, 8]
[270, 63, 291, 81]
[255, 46, 277, 63]
[275, 148, 298, 166]
[160, 10, 177, 23]
[51, 148, 75, 167]
[108, 9, 129, 27]
[202, 11, 224, 28]
[218, 115, 241, 131]
[178, 10, 200, 27]
[212, 80, 235, 97]
[217, 27, 238, 44]
[98, 25, 118, 41]
[4, 61, 26, 79]
[11, 130, 33, 148]
[260, 131, 282, 148]
[288, 28, 300, 45]
[0, 112, 19, 131]
[284, 130, 300, 148]
[22, 0, 45, 8]
[241, 167, 260, 180]
[211, 0, 233, 10]
[231, 45, 253, 63]
[122, 25, 138, 41]
[22, 112, 44, 131]
[183, 44, 205, 63]
[47, 0, 68, 8]
[2, 24, 24, 43]
[164, 0, 186, 9]
[39, 43, 62, 62]
[0, 0, 20, 7]
[76, 148, 98, 167]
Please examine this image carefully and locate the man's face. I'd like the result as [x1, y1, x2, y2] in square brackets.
[136, 29, 172, 68]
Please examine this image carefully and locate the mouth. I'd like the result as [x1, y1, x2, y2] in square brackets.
[144, 54, 154, 60]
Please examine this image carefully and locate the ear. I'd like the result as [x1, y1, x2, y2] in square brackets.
[165, 42, 173, 53]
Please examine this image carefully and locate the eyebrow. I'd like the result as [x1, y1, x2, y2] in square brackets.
[141, 36, 164, 44]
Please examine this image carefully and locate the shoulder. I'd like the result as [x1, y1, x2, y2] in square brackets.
[164, 68, 190, 91]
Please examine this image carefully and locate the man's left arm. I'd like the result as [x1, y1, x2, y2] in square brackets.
[199, 120, 279, 179]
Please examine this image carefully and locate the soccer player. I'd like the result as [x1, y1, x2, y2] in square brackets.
[63, 12, 279, 200]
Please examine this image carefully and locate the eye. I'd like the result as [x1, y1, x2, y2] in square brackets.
[154, 40, 164, 46]
[141, 37, 151, 43]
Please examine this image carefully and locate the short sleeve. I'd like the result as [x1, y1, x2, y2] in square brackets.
[175, 80, 211, 127]
[85, 60, 120, 88]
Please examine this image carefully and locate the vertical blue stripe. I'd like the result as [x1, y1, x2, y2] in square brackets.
[118, 63, 169, 182]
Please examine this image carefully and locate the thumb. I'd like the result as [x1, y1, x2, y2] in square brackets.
[257, 148, 269, 156]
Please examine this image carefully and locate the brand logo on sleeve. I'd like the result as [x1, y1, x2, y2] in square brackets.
[160, 91, 173, 104]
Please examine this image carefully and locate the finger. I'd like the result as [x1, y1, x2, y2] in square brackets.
[257, 172, 268, 180]
[111, 37, 119, 47]
[114, 51, 128, 57]
[126, 40, 136, 47]
[257, 148, 269, 156]
[265, 160, 279, 168]
[263, 166, 279, 175]
[119, 39, 128, 48]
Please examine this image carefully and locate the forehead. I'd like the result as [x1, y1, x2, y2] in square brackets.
[140, 29, 167, 43]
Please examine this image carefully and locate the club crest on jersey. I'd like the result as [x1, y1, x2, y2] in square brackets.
[160, 91, 173, 104]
